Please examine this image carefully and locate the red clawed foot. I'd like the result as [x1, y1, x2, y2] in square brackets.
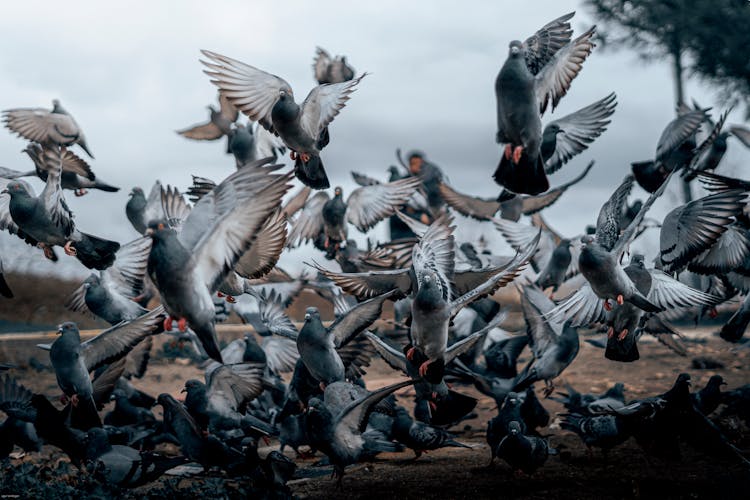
[164, 317, 173, 331]
[319, 382, 326, 393]
[225, 295, 236, 303]
[616, 294, 624, 305]
[418, 360, 432, 378]
[617, 328, 629, 342]
[708, 307, 718, 319]
[60, 394, 69, 405]
[74, 189, 88, 197]
[290, 151, 297, 160]
[177, 318, 187, 332]
[300, 153, 311, 163]
[607, 326, 614, 339]
[603, 300, 612, 312]
[39, 244, 55, 260]
[512, 146, 523, 164]
[70, 394, 79, 407]
[63, 241, 77, 256]
[406, 347, 416, 361]
[504, 144, 512, 160]
[428, 400, 437, 411]
[217, 292, 225, 298]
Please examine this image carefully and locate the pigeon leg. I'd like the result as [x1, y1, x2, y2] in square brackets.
[300, 153, 311, 163]
[428, 400, 437, 411]
[225, 295, 236, 303]
[74, 189, 88, 197]
[70, 394, 79, 407]
[177, 318, 187, 332]
[418, 360, 432, 378]
[290, 151, 297, 160]
[217, 292, 225, 298]
[607, 326, 614, 339]
[603, 299, 612, 311]
[617, 328, 629, 342]
[504, 144, 512, 160]
[542, 381, 555, 398]
[63, 241, 77, 256]
[38, 243, 55, 260]
[616, 294, 624, 305]
[512, 146, 523, 164]
[319, 382, 326, 393]
[406, 346, 417, 361]
[708, 307, 718, 319]
[164, 317, 173, 331]
[60, 394, 70, 405]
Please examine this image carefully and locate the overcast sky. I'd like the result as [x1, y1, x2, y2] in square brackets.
[0, 0, 747, 276]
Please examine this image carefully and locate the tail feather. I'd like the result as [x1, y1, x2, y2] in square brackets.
[493, 151, 549, 196]
[75, 233, 120, 270]
[605, 331, 640, 362]
[294, 156, 330, 189]
[93, 180, 120, 193]
[627, 293, 663, 313]
[192, 323, 223, 363]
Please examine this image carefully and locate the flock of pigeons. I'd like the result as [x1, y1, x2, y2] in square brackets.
[0, 10, 749, 496]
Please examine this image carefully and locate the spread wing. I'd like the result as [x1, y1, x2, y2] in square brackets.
[535, 26, 596, 116]
[101, 236, 151, 300]
[298, 74, 367, 139]
[81, 306, 166, 372]
[346, 176, 422, 232]
[313, 46, 332, 83]
[523, 160, 595, 213]
[655, 109, 707, 160]
[545, 277, 606, 327]
[286, 191, 328, 247]
[235, 209, 287, 279]
[311, 262, 413, 300]
[201, 50, 293, 131]
[646, 270, 723, 309]
[38, 148, 75, 236]
[595, 175, 634, 252]
[522, 12, 575, 75]
[257, 290, 299, 340]
[363, 332, 407, 373]
[281, 185, 312, 219]
[544, 92, 616, 174]
[328, 291, 394, 348]
[439, 182, 499, 221]
[261, 336, 299, 374]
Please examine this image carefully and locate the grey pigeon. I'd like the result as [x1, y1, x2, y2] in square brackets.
[66, 237, 152, 325]
[495, 420, 554, 473]
[494, 12, 596, 195]
[514, 286, 579, 396]
[228, 122, 286, 167]
[535, 238, 572, 292]
[85, 427, 187, 487]
[220, 333, 298, 375]
[287, 177, 421, 258]
[692, 375, 726, 416]
[391, 406, 470, 459]
[202, 50, 367, 189]
[3, 99, 94, 157]
[177, 93, 238, 144]
[24, 143, 117, 197]
[720, 293, 750, 342]
[0, 155, 120, 269]
[146, 158, 291, 362]
[560, 413, 630, 456]
[38, 308, 164, 411]
[126, 180, 186, 235]
[440, 160, 595, 221]
[313, 46, 356, 84]
[305, 379, 413, 486]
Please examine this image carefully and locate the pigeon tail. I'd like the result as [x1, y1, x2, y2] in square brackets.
[604, 332, 640, 362]
[493, 151, 549, 196]
[69, 395, 103, 431]
[0, 273, 13, 298]
[627, 293, 662, 313]
[192, 322, 224, 363]
[93, 180, 120, 193]
[294, 155, 330, 190]
[429, 389, 477, 426]
[75, 232, 120, 270]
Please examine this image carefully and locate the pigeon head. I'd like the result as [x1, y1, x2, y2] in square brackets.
[707, 374, 727, 388]
[85, 427, 111, 457]
[580, 234, 595, 246]
[334, 186, 343, 197]
[182, 379, 206, 393]
[407, 151, 424, 174]
[508, 420, 523, 435]
[508, 40, 523, 57]
[545, 123, 563, 136]
[129, 187, 144, 198]
[1, 181, 30, 197]
[304, 307, 321, 323]
[156, 393, 176, 408]
[504, 392, 521, 407]
[145, 219, 171, 237]
[57, 322, 80, 338]
[630, 254, 646, 267]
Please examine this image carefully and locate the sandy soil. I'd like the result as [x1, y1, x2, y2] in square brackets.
[1, 323, 749, 499]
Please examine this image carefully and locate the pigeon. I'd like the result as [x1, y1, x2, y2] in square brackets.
[691, 375, 726, 416]
[560, 413, 630, 456]
[126, 180, 188, 235]
[65, 237, 152, 325]
[535, 238, 573, 292]
[220, 333, 299, 375]
[3, 99, 94, 157]
[23, 143, 117, 197]
[286, 177, 421, 258]
[494, 12, 596, 195]
[145, 158, 291, 362]
[0, 156, 120, 270]
[103, 388, 156, 427]
[227, 122, 286, 167]
[177, 93, 238, 144]
[495, 420, 554, 473]
[305, 379, 413, 486]
[440, 160, 595, 221]
[0, 375, 41, 458]
[552, 382, 626, 415]
[486, 392, 526, 465]
[514, 286, 580, 395]
[36, 308, 164, 425]
[259, 289, 394, 387]
[201, 50, 367, 189]
[85, 427, 187, 487]
[313, 46, 356, 84]
[391, 406, 470, 459]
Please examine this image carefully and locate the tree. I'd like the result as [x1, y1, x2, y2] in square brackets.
[585, 0, 750, 115]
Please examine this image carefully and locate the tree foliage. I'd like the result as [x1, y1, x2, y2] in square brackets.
[586, 0, 750, 116]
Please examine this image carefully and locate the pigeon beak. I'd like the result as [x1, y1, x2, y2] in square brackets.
[145, 228, 154, 236]
[304, 313, 310, 321]
[180, 388, 187, 393]
[0, 189, 7, 195]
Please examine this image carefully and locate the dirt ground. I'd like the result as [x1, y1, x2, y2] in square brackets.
[1, 324, 749, 499]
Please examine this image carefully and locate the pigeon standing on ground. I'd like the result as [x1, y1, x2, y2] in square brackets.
[201, 50, 367, 189]
[495, 420, 555, 474]
[3, 99, 94, 157]
[391, 406, 470, 459]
